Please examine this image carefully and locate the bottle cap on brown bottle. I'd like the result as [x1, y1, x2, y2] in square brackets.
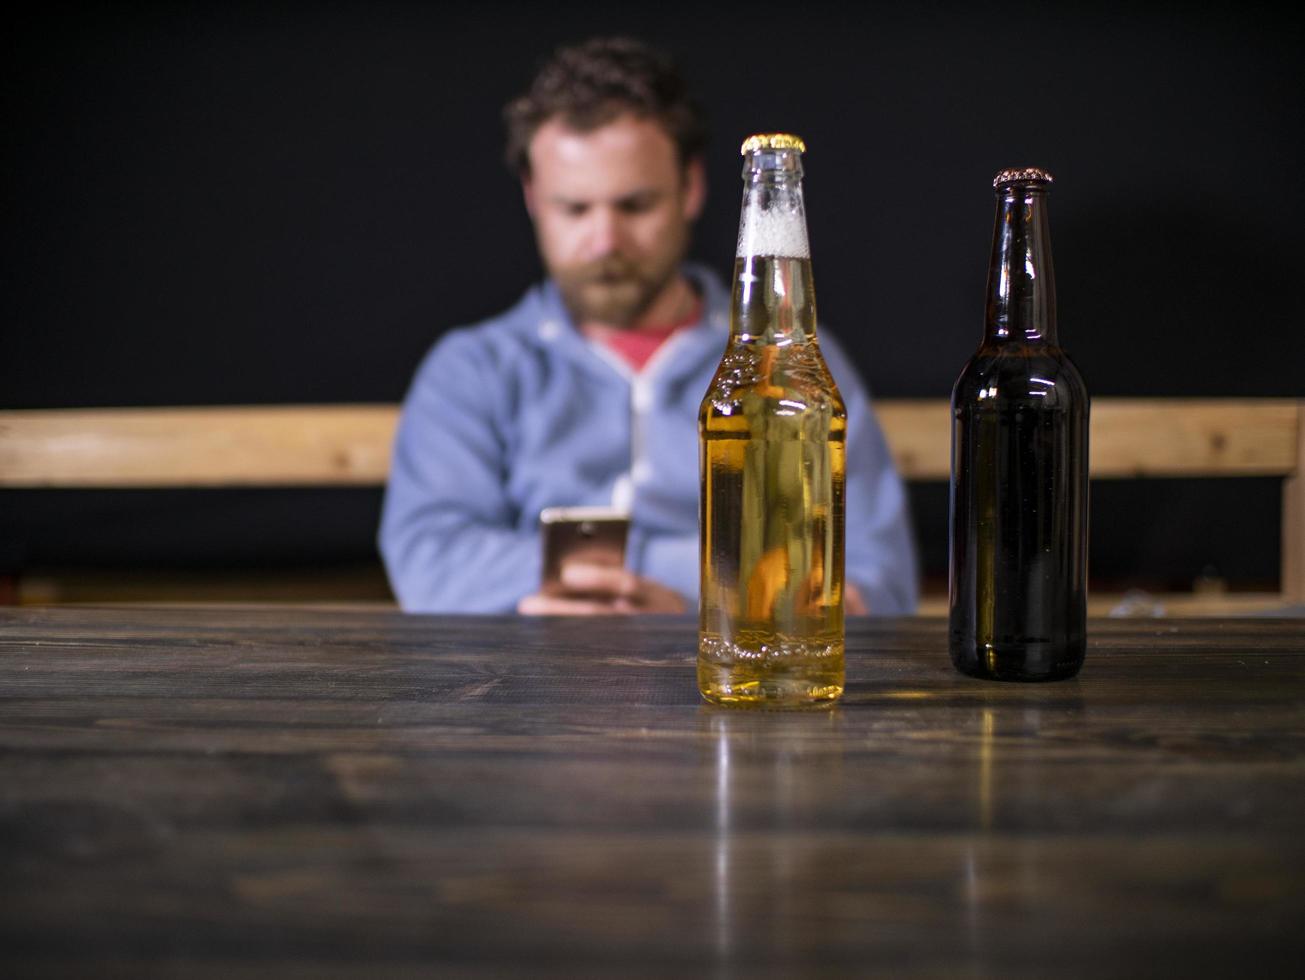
[993, 167, 1054, 187]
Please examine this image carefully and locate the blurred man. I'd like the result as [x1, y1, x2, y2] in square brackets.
[380, 37, 917, 614]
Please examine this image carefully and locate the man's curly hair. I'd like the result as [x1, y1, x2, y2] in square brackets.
[503, 37, 708, 176]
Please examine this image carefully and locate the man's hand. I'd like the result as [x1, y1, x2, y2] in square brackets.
[518, 562, 687, 615]
[846, 581, 868, 616]
[519, 565, 867, 616]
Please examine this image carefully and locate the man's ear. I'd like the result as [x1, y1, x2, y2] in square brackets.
[521, 174, 537, 218]
[682, 157, 707, 221]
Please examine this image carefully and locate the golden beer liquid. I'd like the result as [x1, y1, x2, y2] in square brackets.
[698, 256, 846, 707]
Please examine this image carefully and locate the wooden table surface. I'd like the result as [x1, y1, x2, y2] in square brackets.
[2, 606, 1303, 978]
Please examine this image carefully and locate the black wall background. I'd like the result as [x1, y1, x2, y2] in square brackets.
[3, 0, 1302, 592]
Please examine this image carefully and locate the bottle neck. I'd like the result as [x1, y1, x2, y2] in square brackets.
[985, 183, 1057, 344]
[732, 151, 816, 344]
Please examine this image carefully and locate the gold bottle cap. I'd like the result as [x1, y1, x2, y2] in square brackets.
[741, 133, 806, 155]
[994, 167, 1054, 187]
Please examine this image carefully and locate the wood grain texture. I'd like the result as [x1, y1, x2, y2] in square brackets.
[877, 397, 1301, 479]
[0, 405, 398, 487]
[2, 607, 1303, 977]
[1089, 398, 1301, 478]
[2, 399, 1298, 487]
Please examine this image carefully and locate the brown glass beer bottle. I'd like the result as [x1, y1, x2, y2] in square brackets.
[949, 168, 1089, 681]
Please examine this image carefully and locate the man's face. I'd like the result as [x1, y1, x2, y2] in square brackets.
[523, 113, 705, 328]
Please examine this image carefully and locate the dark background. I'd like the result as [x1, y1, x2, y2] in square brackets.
[3, 0, 1302, 595]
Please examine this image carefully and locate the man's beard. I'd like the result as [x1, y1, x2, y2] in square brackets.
[554, 254, 680, 329]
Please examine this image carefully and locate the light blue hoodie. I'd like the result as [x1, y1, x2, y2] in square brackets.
[380, 264, 918, 614]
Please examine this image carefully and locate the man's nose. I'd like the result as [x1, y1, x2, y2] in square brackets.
[585, 207, 627, 259]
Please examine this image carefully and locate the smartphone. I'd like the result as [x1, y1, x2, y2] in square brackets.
[539, 506, 631, 596]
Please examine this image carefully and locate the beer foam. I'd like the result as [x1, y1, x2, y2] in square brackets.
[736, 207, 810, 259]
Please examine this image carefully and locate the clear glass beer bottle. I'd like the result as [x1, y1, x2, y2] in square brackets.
[698, 134, 846, 708]
[949, 167, 1089, 681]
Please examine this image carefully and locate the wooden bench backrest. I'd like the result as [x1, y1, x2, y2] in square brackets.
[2, 399, 1302, 601]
